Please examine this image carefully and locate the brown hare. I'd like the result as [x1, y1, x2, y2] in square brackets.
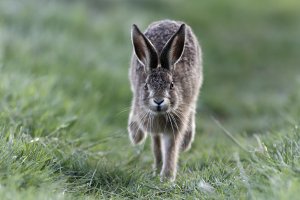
[128, 20, 203, 181]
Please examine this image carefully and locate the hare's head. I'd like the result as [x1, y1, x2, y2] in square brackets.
[132, 23, 186, 115]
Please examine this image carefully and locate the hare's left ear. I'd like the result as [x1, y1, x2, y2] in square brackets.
[160, 24, 186, 70]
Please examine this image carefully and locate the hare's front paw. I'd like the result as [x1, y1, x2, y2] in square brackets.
[128, 121, 146, 145]
[160, 169, 176, 182]
[152, 162, 162, 177]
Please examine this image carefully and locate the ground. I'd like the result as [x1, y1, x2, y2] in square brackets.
[0, 0, 300, 199]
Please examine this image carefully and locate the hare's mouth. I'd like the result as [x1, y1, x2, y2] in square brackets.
[149, 110, 166, 116]
[149, 105, 169, 115]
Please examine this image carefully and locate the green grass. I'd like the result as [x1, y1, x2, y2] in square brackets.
[1, 0, 300, 199]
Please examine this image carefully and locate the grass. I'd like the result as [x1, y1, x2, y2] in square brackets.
[0, 0, 300, 199]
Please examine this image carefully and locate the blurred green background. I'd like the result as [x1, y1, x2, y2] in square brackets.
[1, 0, 300, 199]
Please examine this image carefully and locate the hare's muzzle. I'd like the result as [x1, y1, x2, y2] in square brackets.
[149, 98, 169, 113]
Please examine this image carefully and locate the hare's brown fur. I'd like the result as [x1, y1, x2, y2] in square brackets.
[128, 20, 203, 181]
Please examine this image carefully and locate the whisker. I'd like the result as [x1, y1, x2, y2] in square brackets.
[150, 111, 153, 135]
[145, 111, 150, 134]
[173, 110, 186, 125]
[167, 112, 176, 141]
[170, 113, 179, 132]
[116, 106, 132, 116]
[163, 114, 168, 133]
[172, 111, 184, 130]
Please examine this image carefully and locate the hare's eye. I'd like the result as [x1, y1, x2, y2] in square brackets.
[144, 83, 148, 90]
[170, 82, 174, 89]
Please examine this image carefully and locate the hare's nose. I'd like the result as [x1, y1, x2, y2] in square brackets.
[153, 99, 164, 106]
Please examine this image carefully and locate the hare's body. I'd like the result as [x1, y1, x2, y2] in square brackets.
[128, 20, 202, 181]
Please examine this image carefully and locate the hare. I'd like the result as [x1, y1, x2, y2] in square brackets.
[128, 20, 203, 181]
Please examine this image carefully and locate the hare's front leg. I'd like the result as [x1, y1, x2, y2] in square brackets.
[128, 110, 146, 145]
[151, 134, 162, 175]
[160, 133, 181, 182]
[180, 112, 196, 152]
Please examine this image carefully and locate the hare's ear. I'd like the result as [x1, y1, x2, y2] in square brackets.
[131, 24, 158, 71]
[160, 24, 186, 70]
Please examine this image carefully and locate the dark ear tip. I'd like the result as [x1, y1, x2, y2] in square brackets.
[132, 24, 140, 32]
[179, 24, 186, 31]
[132, 24, 142, 35]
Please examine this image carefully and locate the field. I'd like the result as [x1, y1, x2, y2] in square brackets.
[1, 0, 300, 199]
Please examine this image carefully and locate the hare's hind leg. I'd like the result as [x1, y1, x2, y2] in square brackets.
[180, 113, 196, 152]
[151, 134, 162, 175]
[128, 111, 147, 145]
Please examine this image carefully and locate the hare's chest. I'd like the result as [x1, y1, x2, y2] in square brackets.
[140, 114, 183, 134]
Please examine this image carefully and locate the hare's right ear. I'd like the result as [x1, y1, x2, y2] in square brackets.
[132, 24, 158, 71]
